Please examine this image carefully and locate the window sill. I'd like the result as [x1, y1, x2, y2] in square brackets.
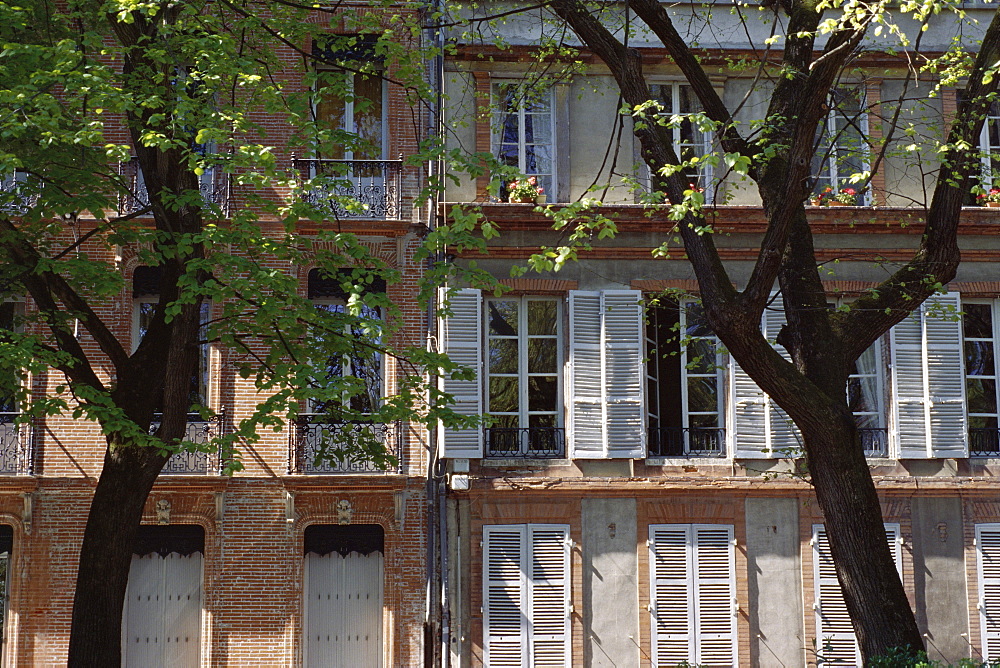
[645, 457, 730, 466]
[481, 458, 571, 468]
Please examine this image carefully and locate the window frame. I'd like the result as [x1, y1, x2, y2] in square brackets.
[490, 80, 556, 201]
[830, 298, 888, 456]
[812, 86, 870, 204]
[963, 298, 1000, 455]
[314, 68, 389, 162]
[646, 81, 715, 197]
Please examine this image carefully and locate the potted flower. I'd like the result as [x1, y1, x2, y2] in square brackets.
[810, 186, 859, 206]
[977, 187, 1000, 207]
[507, 176, 545, 204]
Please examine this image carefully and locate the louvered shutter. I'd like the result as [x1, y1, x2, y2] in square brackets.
[813, 523, 901, 667]
[977, 524, 1000, 661]
[762, 294, 802, 455]
[438, 287, 483, 458]
[484, 526, 527, 667]
[730, 358, 769, 458]
[650, 526, 695, 666]
[890, 292, 966, 458]
[569, 291, 605, 457]
[602, 290, 646, 458]
[925, 293, 967, 457]
[692, 526, 737, 666]
[527, 525, 571, 667]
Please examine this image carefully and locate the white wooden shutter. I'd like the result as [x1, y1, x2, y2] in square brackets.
[692, 526, 738, 666]
[602, 290, 646, 458]
[730, 358, 769, 458]
[762, 293, 802, 455]
[123, 554, 162, 667]
[890, 292, 966, 458]
[650, 526, 695, 666]
[977, 524, 1000, 661]
[484, 526, 527, 667]
[527, 525, 571, 667]
[569, 291, 605, 457]
[438, 287, 483, 458]
[813, 523, 901, 667]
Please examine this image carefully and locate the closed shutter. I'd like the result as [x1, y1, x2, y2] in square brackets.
[438, 287, 484, 458]
[813, 523, 901, 667]
[123, 554, 163, 667]
[650, 525, 737, 667]
[977, 524, 1000, 661]
[484, 526, 527, 667]
[890, 292, 966, 458]
[305, 551, 384, 668]
[569, 291, 605, 457]
[527, 526, 571, 667]
[762, 294, 801, 455]
[602, 290, 646, 458]
[162, 553, 201, 668]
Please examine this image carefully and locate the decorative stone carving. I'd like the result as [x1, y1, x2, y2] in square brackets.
[156, 498, 171, 525]
[336, 499, 353, 525]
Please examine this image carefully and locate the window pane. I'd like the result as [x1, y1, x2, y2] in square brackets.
[967, 378, 998, 414]
[966, 340, 996, 377]
[848, 377, 880, 414]
[527, 301, 557, 335]
[528, 376, 558, 412]
[970, 415, 1000, 430]
[525, 113, 551, 145]
[686, 339, 717, 374]
[854, 345, 878, 376]
[687, 377, 718, 413]
[965, 304, 994, 339]
[489, 377, 519, 413]
[527, 339, 557, 374]
[487, 301, 518, 336]
[688, 413, 719, 429]
[489, 339, 519, 374]
[684, 302, 711, 337]
[352, 74, 383, 159]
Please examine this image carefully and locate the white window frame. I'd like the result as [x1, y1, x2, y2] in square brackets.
[963, 299, 1000, 455]
[483, 524, 571, 668]
[490, 80, 556, 200]
[648, 523, 738, 667]
[813, 87, 870, 204]
[979, 101, 1000, 188]
[646, 81, 714, 198]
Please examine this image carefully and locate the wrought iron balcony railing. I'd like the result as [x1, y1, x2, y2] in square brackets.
[484, 427, 565, 459]
[118, 159, 229, 215]
[648, 427, 725, 458]
[291, 416, 401, 474]
[858, 427, 888, 457]
[970, 428, 1000, 457]
[0, 172, 37, 216]
[151, 410, 227, 475]
[0, 412, 33, 475]
[291, 156, 402, 220]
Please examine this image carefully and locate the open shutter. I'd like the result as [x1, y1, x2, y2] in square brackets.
[813, 523, 901, 667]
[692, 526, 737, 666]
[730, 358, 768, 458]
[484, 526, 527, 667]
[762, 293, 802, 456]
[569, 291, 605, 457]
[527, 525, 571, 667]
[891, 292, 966, 458]
[438, 287, 483, 458]
[650, 526, 695, 666]
[926, 293, 967, 457]
[977, 524, 1000, 661]
[602, 290, 646, 458]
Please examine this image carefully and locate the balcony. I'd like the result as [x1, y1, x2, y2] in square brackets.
[971, 428, 1000, 457]
[151, 411, 227, 475]
[290, 417, 401, 474]
[648, 427, 725, 458]
[0, 172, 36, 216]
[118, 158, 229, 215]
[859, 427, 888, 457]
[0, 413, 33, 475]
[484, 427, 565, 459]
[291, 156, 402, 220]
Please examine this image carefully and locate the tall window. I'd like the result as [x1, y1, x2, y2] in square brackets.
[0, 525, 11, 658]
[485, 297, 561, 456]
[646, 300, 725, 457]
[483, 524, 571, 667]
[122, 525, 203, 666]
[978, 101, 1000, 188]
[964, 301, 1000, 455]
[648, 83, 713, 189]
[848, 342, 887, 456]
[492, 82, 554, 199]
[315, 71, 387, 161]
[648, 524, 737, 666]
[813, 87, 869, 201]
[0, 300, 23, 415]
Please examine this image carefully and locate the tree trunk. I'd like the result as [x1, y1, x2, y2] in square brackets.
[67, 443, 167, 667]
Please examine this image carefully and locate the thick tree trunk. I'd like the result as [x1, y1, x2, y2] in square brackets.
[66, 444, 167, 667]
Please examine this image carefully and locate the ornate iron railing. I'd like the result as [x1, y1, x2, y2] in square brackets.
[291, 416, 401, 474]
[484, 427, 565, 458]
[859, 427, 888, 457]
[0, 172, 36, 216]
[648, 427, 725, 458]
[0, 413, 32, 474]
[118, 159, 229, 215]
[151, 410, 227, 475]
[970, 428, 1000, 457]
[291, 156, 402, 220]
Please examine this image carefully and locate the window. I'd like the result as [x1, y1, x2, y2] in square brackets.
[645, 300, 725, 457]
[315, 70, 387, 162]
[812, 88, 869, 202]
[492, 82, 554, 200]
[648, 524, 737, 666]
[648, 83, 713, 189]
[483, 524, 570, 667]
[978, 101, 1000, 190]
[485, 297, 562, 457]
[976, 524, 1000, 661]
[303, 524, 384, 668]
[812, 523, 900, 666]
[0, 300, 28, 475]
[122, 525, 203, 666]
[0, 525, 11, 658]
[964, 301, 1000, 455]
[0, 300, 23, 415]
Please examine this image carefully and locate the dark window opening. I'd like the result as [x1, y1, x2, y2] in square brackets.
[133, 524, 205, 558]
[304, 523, 384, 557]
